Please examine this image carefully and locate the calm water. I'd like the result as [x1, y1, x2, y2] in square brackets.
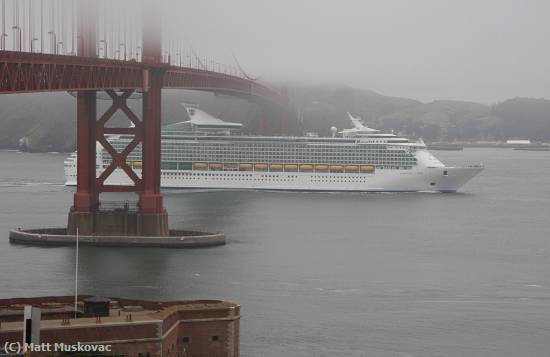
[0, 148, 549, 356]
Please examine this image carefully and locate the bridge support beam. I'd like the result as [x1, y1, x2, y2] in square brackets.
[69, 0, 99, 235]
[138, 68, 168, 236]
[136, 0, 168, 236]
[69, 91, 99, 235]
[73, 91, 98, 213]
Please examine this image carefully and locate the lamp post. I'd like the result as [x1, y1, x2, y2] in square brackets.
[119, 43, 127, 60]
[48, 31, 56, 54]
[31, 38, 38, 53]
[57, 41, 64, 55]
[136, 46, 142, 62]
[76, 35, 83, 56]
[1, 33, 6, 51]
[100, 39, 108, 58]
[12, 26, 21, 51]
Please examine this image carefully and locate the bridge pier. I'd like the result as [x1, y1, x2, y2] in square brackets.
[68, 0, 168, 237]
[68, 86, 168, 237]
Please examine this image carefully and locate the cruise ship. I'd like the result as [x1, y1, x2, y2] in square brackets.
[65, 106, 483, 192]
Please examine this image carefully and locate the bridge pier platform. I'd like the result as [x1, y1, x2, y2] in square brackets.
[67, 209, 169, 237]
[9, 228, 225, 249]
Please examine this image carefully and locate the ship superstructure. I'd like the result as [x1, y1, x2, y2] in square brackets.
[65, 107, 483, 192]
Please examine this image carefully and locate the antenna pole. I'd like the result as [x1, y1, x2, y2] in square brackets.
[74, 227, 79, 318]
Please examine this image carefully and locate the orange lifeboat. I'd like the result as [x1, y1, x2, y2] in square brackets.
[360, 165, 375, 173]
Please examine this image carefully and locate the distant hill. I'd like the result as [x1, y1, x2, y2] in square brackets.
[292, 88, 550, 142]
[291, 86, 421, 137]
[376, 100, 500, 141]
[493, 98, 550, 141]
[0, 86, 549, 152]
[0, 93, 76, 152]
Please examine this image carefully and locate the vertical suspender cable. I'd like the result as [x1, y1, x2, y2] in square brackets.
[1, 0, 5, 50]
[117, 3, 121, 59]
[123, 9, 126, 60]
[14, 0, 18, 50]
[40, 0, 43, 52]
[60, 0, 64, 54]
[112, 2, 116, 59]
[105, 2, 108, 58]
[28, 0, 33, 52]
[21, 0, 25, 51]
[112, 1, 115, 59]
[70, 0, 74, 54]
[128, 9, 133, 60]
[50, 0, 54, 53]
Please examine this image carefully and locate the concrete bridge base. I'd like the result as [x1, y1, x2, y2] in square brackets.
[9, 228, 225, 248]
[67, 208, 169, 237]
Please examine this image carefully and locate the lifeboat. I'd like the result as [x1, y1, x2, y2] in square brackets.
[330, 165, 344, 172]
[223, 163, 239, 171]
[209, 163, 223, 170]
[254, 163, 268, 171]
[193, 162, 207, 170]
[299, 164, 313, 172]
[239, 163, 253, 171]
[131, 161, 143, 169]
[345, 165, 359, 172]
[284, 164, 298, 171]
[360, 165, 375, 173]
[315, 164, 329, 172]
[270, 164, 283, 171]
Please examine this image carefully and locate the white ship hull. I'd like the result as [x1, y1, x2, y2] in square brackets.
[63, 108, 484, 193]
[65, 165, 482, 193]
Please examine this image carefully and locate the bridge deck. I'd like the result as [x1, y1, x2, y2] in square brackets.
[0, 51, 281, 104]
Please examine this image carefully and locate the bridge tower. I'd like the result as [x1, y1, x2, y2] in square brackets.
[68, 0, 168, 236]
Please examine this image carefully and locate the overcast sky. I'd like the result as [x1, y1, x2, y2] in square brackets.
[163, 0, 549, 103]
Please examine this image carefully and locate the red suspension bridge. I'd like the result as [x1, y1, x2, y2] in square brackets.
[1, 0, 288, 237]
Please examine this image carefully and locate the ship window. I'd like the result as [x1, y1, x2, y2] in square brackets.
[212, 335, 219, 342]
[430, 182, 436, 186]
[182, 336, 191, 343]
[443, 170, 448, 176]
